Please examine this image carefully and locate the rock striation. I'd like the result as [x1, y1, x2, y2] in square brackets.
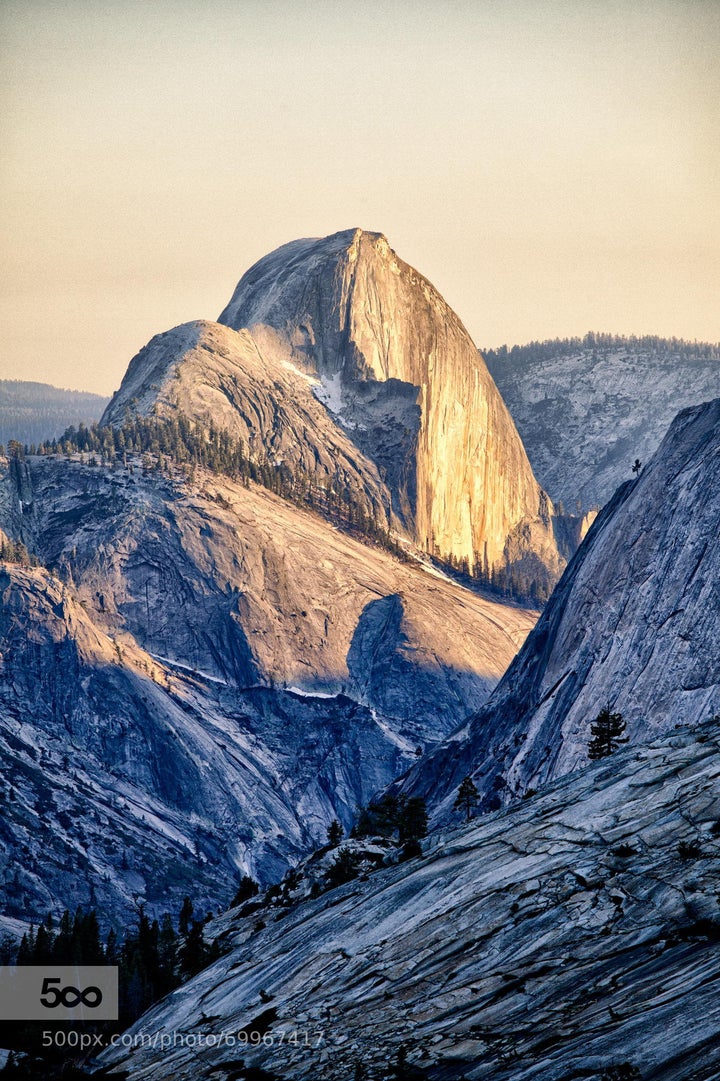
[0, 228, 572, 928]
[400, 398, 720, 820]
[95, 721, 720, 1081]
[0, 451, 535, 924]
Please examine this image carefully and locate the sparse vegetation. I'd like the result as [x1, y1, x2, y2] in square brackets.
[327, 818, 344, 845]
[600, 1065, 642, 1081]
[483, 332, 720, 370]
[677, 839, 702, 860]
[353, 793, 428, 859]
[0, 895, 222, 1076]
[327, 846, 362, 888]
[231, 874, 260, 907]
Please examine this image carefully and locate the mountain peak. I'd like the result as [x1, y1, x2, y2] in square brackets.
[216, 228, 563, 586]
[102, 231, 564, 591]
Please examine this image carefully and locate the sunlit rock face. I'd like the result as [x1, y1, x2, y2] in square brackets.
[400, 398, 720, 821]
[217, 228, 563, 587]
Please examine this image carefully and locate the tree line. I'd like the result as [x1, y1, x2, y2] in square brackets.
[30, 414, 408, 562]
[483, 332, 720, 370]
[0, 896, 220, 1076]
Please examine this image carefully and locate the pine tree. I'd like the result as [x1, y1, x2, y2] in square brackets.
[326, 846, 360, 888]
[327, 819, 344, 846]
[454, 776, 480, 822]
[232, 875, 260, 907]
[178, 920, 202, 979]
[178, 896, 194, 936]
[398, 797, 428, 844]
[588, 707, 628, 759]
[398, 796, 428, 859]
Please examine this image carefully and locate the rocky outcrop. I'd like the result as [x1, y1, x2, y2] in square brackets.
[96, 721, 720, 1081]
[0, 454, 536, 924]
[215, 228, 563, 588]
[485, 336, 720, 510]
[100, 320, 393, 528]
[400, 398, 720, 820]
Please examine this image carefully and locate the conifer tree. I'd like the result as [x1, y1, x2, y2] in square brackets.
[588, 707, 628, 759]
[327, 819, 344, 846]
[231, 875, 260, 907]
[398, 796, 428, 859]
[454, 776, 480, 822]
[178, 896, 194, 936]
[326, 846, 360, 888]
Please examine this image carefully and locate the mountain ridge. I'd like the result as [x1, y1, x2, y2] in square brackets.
[0, 379, 108, 448]
[485, 333, 720, 510]
[398, 396, 720, 821]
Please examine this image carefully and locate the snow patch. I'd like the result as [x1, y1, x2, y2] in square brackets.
[287, 686, 340, 700]
[313, 371, 358, 430]
[281, 360, 319, 386]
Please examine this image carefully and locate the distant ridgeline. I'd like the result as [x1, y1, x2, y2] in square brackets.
[482, 332, 720, 370]
[34, 415, 548, 604]
[0, 380, 108, 448]
[482, 332, 720, 511]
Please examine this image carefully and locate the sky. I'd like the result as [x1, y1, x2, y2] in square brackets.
[1, 0, 719, 395]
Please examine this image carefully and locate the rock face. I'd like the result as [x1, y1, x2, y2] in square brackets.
[0, 451, 536, 924]
[96, 721, 720, 1081]
[100, 320, 392, 528]
[400, 398, 720, 820]
[214, 228, 563, 588]
[0, 229, 570, 928]
[485, 335, 720, 510]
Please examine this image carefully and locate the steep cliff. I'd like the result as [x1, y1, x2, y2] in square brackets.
[400, 397, 720, 819]
[485, 335, 720, 510]
[215, 228, 563, 589]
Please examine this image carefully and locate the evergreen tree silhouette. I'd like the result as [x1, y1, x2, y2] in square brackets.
[588, 707, 628, 759]
[454, 776, 480, 822]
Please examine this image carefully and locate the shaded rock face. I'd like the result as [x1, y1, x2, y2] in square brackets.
[96, 723, 720, 1081]
[401, 398, 720, 820]
[215, 228, 563, 584]
[485, 338, 720, 511]
[0, 454, 536, 924]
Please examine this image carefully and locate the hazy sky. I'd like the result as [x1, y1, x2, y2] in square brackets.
[1, 0, 718, 395]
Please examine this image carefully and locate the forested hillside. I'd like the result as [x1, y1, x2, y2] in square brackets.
[0, 380, 108, 448]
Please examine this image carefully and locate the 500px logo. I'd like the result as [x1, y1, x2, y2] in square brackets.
[39, 977, 103, 1010]
[0, 966, 118, 1021]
